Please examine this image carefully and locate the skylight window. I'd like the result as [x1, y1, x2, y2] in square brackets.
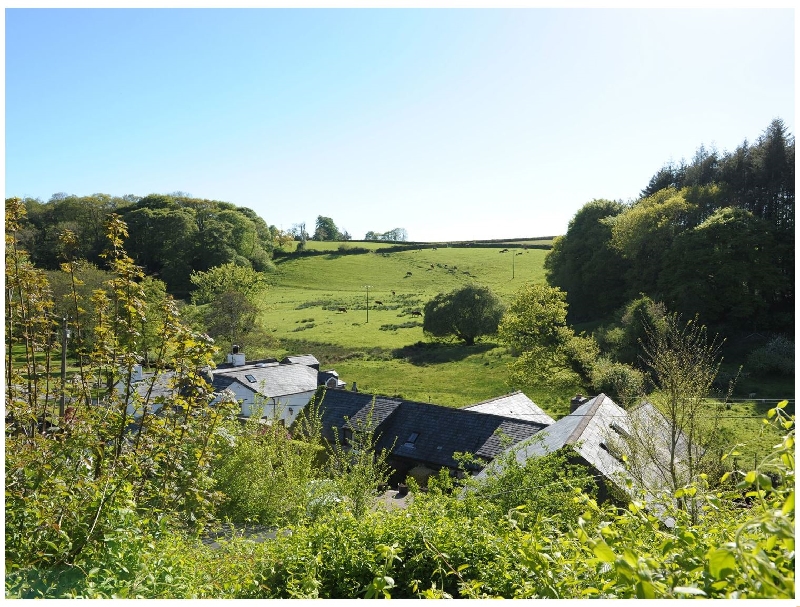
[403, 432, 419, 448]
[245, 374, 257, 383]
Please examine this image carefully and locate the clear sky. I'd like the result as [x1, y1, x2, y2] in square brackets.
[5, 8, 795, 242]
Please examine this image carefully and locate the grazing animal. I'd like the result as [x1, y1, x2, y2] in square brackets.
[338, 307, 348, 313]
[432, 247, 438, 251]
[391, 290, 396, 296]
[410, 310, 422, 317]
[406, 271, 413, 276]
[375, 300, 383, 305]
[499, 248, 509, 253]
[430, 264, 435, 269]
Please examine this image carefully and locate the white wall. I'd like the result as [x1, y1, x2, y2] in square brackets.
[213, 384, 316, 426]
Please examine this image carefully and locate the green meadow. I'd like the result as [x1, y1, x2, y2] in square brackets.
[257, 240, 582, 416]
[248, 239, 789, 444]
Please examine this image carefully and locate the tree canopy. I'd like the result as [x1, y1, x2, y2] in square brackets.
[544, 119, 794, 335]
[13, 192, 278, 299]
[422, 285, 504, 346]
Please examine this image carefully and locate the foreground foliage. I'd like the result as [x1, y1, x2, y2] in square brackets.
[7, 403, 792, 598]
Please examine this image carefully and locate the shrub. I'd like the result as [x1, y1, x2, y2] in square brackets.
[746, 335, 794, 376]
[589, 356, 645, 406]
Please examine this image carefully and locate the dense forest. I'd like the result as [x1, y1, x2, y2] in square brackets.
[545, 118, 794, 336]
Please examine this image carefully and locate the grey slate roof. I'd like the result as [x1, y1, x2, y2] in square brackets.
[316, 389, 547, 470]
[281, 354, 320, 369]
[212, 362, 318, 398]
[316, 390, 402, 441]
[464, 391, 556, 425]
[476, 393, 632, 490]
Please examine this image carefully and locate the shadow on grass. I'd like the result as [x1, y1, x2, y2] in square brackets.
[392, 341, 497, 366]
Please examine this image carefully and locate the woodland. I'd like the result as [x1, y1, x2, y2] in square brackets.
[4, 119, 795, 598]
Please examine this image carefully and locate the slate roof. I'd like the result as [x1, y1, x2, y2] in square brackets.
[464, 391, 556, 425]
[477, 393, 693, 513]
[316, 389, 547, 470]
[476, 394, 631, 488]
[212, 362, 318, 398]
[316, 390, 402, 440]
[281, 354, 320, 369]
[384, 401, 547, 469]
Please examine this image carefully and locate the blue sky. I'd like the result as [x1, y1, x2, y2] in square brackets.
[5, 8, 795, 242]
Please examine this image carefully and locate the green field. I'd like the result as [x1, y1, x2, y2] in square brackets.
[254, 239, 791, 441]
[257, 241, 584, 414]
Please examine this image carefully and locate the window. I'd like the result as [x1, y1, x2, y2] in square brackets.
[403, 432, 419, 449]
[244, 374, 257, 383]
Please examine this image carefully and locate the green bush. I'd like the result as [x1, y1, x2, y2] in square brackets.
[589, 356, 646, 406]
[746, 335, 794, 376]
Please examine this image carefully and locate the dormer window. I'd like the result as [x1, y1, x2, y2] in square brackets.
[245, 374, 257, 383]
[403, 432, 419, 449]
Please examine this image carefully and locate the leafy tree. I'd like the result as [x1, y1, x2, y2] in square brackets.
[498, 283, 598, 388]
[203, 289, 272, 351]
[422, 285, 504, 346]
[606, 188, 694, 298]
[595, 295, 667, 367]
[189, 262, 268, 306]
[543, 199, 628, 322]
[365, 228, 408, 241]
[627, 313, 728, 520]
[6, 202, 230, 579]
[313, 216, 341, 241]
[658, 207, 783, 331]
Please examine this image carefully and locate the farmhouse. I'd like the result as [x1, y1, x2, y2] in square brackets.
[209, 348, 343, 426]
[118, 349, 343, 427]
[314, 388, 549, 483]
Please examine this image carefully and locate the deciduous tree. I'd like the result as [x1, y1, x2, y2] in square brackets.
[423, 285, 504, 346]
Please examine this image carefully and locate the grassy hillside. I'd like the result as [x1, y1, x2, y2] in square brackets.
[255, 240, 583, 415]
[247, 238, 790, 433]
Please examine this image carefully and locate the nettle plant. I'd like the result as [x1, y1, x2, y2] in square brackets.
[6, 200, 230, 583]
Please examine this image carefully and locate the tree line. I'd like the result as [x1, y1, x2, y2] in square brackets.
[16, 192, 280, 299]
[544, 118, 794, 336]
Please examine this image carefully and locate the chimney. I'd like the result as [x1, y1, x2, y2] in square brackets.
[570, 394, 587, 413]
[228, 345, 245, 367]
[351, 382, 358, 392]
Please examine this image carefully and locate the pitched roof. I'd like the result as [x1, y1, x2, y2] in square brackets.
[212, 362, 318, 398]
[476, 393, 632, 490]
[383, 401, 546, 469]
[316, 390, 402, 437]
[464, 391, 556, 425]
[281, 354, 320, 369]
[316, 389, 547, 470]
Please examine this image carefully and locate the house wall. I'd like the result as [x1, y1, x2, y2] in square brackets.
[214, 384, 315, 426]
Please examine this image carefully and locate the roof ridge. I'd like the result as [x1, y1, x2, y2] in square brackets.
[564, 393, 606, 445]
[465, 390, 524, 408]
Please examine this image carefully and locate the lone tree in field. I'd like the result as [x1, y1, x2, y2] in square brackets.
[423, 285, 504, 346]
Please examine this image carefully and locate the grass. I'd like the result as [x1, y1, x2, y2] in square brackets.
[254, 244, 551, 411]
[251, 238, 794, 452]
